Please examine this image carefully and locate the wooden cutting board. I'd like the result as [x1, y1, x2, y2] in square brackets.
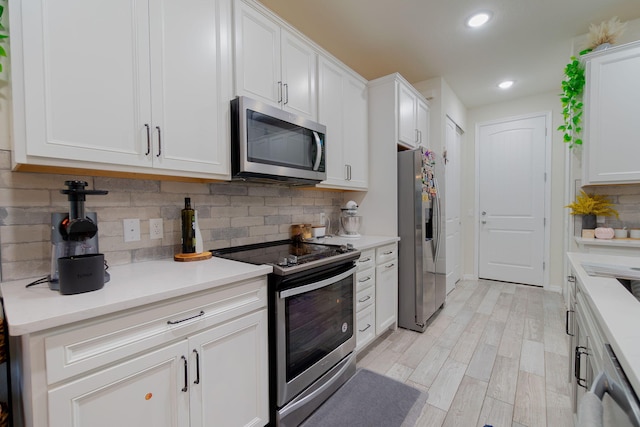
[174, 252, 212, 262]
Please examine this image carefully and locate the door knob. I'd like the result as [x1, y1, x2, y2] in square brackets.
[481, 220, 487, 224]
[482, 211, 487, 216]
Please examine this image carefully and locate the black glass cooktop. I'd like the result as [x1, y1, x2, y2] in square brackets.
[210, 239, 358, 275]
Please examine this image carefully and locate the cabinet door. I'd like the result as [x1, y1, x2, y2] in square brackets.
[14, 0, 152, 167]
[189, 309, 269, 427]
[397, 83, 418, 148]
[234, 1, 281, 106]
[281, 30, 317, 120]
[318, 56, 346, 185]
[149, 0, 232, 176]
[417, 99, 430, 148]
[584, 45, 640, 184]
[48, 341, 190, 427]
[342, 76, 368, 189]
[375, 260, 398, 334]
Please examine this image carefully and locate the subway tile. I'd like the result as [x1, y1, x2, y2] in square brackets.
[160, 181, 211, 194]
[132, 245, 177, 262]
[0, 150, 11, 170]
[0, 188, 50, 207]
[2, 259, 50, 281]
[250, 206, 279, 216]
[1, 224, 50, 244]
[231, 216, 264, 227]
[0, 208, 51, 226]
[209, 182, 249, 196]
[212, 227, 249, 240]
[249, 225, 279, 237]
[95, 207, 161, 222]
[210, 206, 249, 218]
[265, 215, 292, 225]
[230, 195, 264, 206]
[0, 171, 91, 190]
[1, 241, 50, 262]
[265, 197, 292, 206]
[94, 177, 160, 193]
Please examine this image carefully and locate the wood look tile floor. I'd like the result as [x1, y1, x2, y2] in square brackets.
[356, 279, 573, 427]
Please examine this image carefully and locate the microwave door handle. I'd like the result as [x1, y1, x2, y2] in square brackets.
[312, 131, 322, 171]
[279, 267, 356, 299]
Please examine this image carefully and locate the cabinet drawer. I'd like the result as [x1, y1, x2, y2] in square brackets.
[356, 267, 375, 292]
[356, 285, 375, 312]
[356, 305, 375, 351]
[376, 243, 397, 264]
[45, 278, 267, 385]
[356, 249, 375, 271]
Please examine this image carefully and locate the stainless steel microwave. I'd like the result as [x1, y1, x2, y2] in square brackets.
[230, 96, 326, 186]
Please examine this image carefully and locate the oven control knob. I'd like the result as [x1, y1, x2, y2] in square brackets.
[287, 255, 298, 265]
[346, 243, 354, 251]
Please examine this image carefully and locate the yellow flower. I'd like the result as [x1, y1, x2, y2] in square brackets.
[565, 190, 619, 218]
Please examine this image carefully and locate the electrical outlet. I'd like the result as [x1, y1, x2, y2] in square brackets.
[320, 212, 326, 226]
[150, 218, 163, 240]
[123, 218, 141, 242]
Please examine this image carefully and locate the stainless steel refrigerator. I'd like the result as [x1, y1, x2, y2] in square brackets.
[397, 148, 446, 332]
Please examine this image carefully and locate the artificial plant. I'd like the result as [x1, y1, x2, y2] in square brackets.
[558, 52, 589, 149]
[565, 190, 619, 218]
[0, 0, 7, 74]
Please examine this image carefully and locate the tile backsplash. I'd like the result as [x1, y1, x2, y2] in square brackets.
[585, 184, 640, 229]
[0, 150, 345, 282]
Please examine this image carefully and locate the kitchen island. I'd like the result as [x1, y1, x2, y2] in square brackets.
[567, 252, 640, 397]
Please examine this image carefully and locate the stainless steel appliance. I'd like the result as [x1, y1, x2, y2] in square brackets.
[397, 148, 446, 332]
[211, 240, 360, 426]
[339, 200, 362, 238]
[577, 344, 640, 426]
[230, 96, 327, 186]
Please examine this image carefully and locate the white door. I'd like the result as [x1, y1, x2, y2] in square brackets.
[478, 114, 547, 286]
[189, 310, 269, 427]
[445, 117, 462, 293]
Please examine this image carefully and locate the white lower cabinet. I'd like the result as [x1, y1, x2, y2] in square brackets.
[375, 243, 398, 335]
[355, 249, 376, 352]
[19, 278, 269, 427]
[49, 340, 191, 427]
[354, 242, 399, 353]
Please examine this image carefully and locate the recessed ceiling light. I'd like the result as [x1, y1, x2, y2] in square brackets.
[466, 12, 492, 28]
[498, 80, 514, 89]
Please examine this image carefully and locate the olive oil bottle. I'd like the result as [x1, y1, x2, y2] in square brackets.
[181, 197, 196, 253]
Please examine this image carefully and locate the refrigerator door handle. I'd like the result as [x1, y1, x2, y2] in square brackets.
[433, 178, 442, 262]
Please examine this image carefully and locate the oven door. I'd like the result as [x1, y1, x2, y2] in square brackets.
[275, 264, 356, 407]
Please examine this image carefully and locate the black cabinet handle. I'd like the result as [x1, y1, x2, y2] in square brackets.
[358, 295, 371, 303]
[575, 346, 588, 388]
[193, 349, 200, 385]
[565, 310, 574, 336]
[155, 126, 162, 157]
[144, 124, 151, 155]
[358, 324, 371, 333]
[181, 355, 188, 392]
[167, 310, 205, 325]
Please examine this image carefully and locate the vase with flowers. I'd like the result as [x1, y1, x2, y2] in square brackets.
[566, 190, 619, 230]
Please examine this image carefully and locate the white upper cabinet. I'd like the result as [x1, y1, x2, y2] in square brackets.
[10, 0, 232, 179]
[397, 80, 429, 149]
[317, 56, 368, 190]
[583, 41, 640, 185]
[234, 0, 317, 120]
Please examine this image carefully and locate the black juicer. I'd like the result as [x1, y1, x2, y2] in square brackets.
[49, 181, 109, 294]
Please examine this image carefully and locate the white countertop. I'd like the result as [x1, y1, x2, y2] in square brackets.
[0, 235, 398, 337]
[567, 252, 640, 393]
[1, 257, 272, 336]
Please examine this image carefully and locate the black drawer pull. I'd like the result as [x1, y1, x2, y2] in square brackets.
[168, 311, 205, 325]
[358, 295, 371, 303]
[359, 324, 371, 333]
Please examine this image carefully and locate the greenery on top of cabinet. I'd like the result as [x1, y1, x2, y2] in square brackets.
[0, 0, 7, 74]
[558, 52, 589, 149]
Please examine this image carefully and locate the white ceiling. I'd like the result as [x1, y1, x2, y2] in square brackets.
[257, 0, 640, 108]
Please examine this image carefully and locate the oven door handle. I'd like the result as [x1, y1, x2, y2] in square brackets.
[279, 267, 357, 299]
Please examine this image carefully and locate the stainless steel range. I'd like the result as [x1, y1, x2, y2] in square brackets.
[211, 240, 360, 426]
